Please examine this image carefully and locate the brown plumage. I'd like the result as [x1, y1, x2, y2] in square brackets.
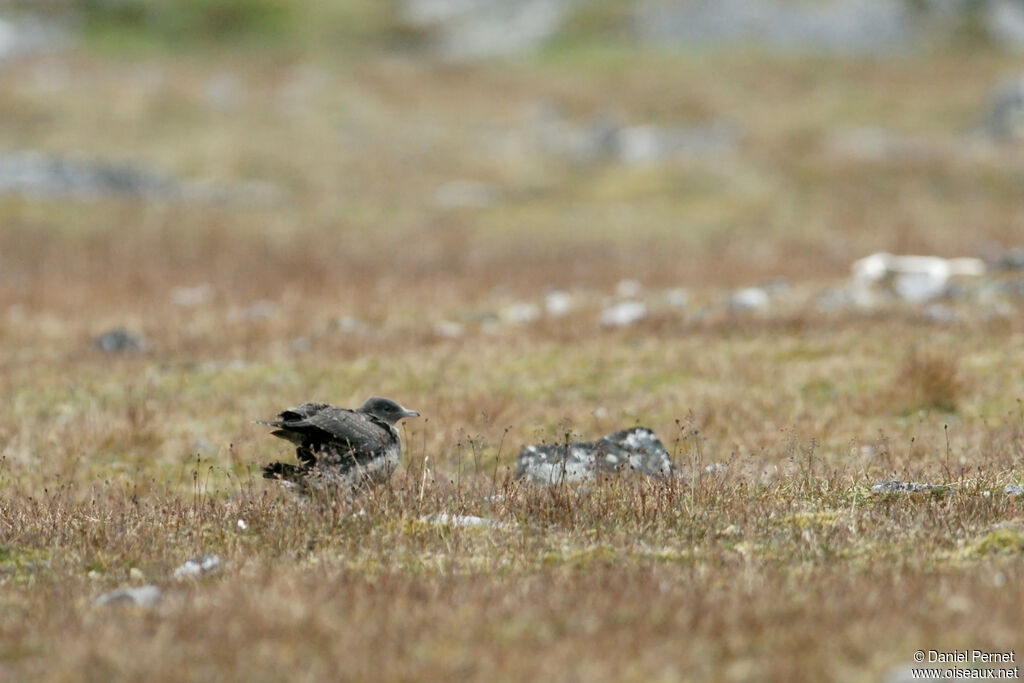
[258, 397, 420, 494]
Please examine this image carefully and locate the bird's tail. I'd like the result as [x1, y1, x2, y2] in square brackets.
[262, 462, 309, 488]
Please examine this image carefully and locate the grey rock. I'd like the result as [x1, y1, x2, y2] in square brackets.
[990, 246, 1024, 270]
[0, 151, 176, 200]
[170, 284, 212, 307]
[192, 437, 216, 454]
[922, 304, 959, 324]
[616, 120, 739, 163]
[434, 179, 501, 208]
[635, 0, 913, 55]
[289, 337, 312, 354]
[95, 585, 162, 607]
[243, 300, 277, 320]
[500, 302, 542, 325]
[94, 328, 146, 354]
[1004, 483, 1024, 496]
[335, 316, 370, 334]
[434, 320, 466, 339]
[664, 288, 690, 308]
[983, 76, 1024, 141]
[988, 0, 1024, 50]
[400, 0, 572, 61]
[893, 272, 948, 303]
[615, 279, 643, 299]
[870, 480, 952, 495]
[851, 253, 986, 304]
[0, 15, 67, 61]
[816, 287, 856, 313]
[423, 513, 503, 528]
[530, 103, 621, 164]
[0, 150, 278, 204]
[827, 126, 935, 162]
[172, 554, 223, 579]
[202, 72, 245, 111]
[531, 103, 738, 164]
[516, 426, 676, 484]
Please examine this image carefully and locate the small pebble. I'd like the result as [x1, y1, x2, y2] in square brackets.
[173, 554, 223, 579]
[423, 514, 502, 528]
[94, 329, 146, 353]
[729, 287, 770, 311]
[544, 290, 572, 317]
[615, 279, 643, 298]
[434, 321, 465, 339]
[500, 302, 541, 325]
[95, 585, 162, 608]
[599, 301, 647, 327]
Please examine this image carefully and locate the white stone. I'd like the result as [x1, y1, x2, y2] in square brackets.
[423, 513, 503, 528]
[664, 288, 690, 308]
[730, 287, 770, 311]
[173, 554, 223, 579]
[599, 300, 647, 327]
[171, 284, 212, 307]
[615, 279, 643, 298]
[95, 585, 162, 607]
[434, 179, 501, 208]
[544, 290, 572, 317]
[434, 321, 465, 338]
[851, 253, 985, 304]
[500, 302, 541, 325]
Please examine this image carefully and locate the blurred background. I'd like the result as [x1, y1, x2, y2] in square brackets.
[5, 7, 1024, 678]
[2, 0, 1023, 462]
[2, 0, 1021, 307]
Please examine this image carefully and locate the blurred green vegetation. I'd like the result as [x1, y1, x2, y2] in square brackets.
[82, 0, 295, 40]
[2, 0, 1011, 59]
[49, 0, 394, 51]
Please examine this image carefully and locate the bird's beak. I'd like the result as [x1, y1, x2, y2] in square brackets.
[403, 408, 421, 418]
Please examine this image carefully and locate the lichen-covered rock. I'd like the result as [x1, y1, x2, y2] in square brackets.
[422, 513, 503, 528]
[870, 480, 953, 495]
[515, 427, 675, 485]
[173, 554, 223, 579]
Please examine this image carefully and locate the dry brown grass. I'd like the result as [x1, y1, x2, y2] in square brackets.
[1, 40, 1024, 682]
[888, 349, 970, 415]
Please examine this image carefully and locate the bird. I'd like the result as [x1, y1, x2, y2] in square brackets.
[258, 396, 420, 494]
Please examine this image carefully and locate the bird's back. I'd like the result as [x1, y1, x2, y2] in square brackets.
[260, 402, 401, 492]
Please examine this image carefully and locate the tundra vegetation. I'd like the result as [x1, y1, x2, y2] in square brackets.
[1, 3, 1023, 681]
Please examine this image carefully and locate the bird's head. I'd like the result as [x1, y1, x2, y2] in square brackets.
[359, 397, 420, 425]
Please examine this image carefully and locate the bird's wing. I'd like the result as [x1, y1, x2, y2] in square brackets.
[256, 402, 332, 428]
[276, 402, 333, 422]
[259, 404, 394, 473]
[304, 407, 392, 457]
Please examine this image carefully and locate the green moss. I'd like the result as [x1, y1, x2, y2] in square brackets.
[962, 528, 1024, 558]
[0, 546, 50, 582]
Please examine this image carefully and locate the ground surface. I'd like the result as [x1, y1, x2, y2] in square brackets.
[1, 22, 1023, 682]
